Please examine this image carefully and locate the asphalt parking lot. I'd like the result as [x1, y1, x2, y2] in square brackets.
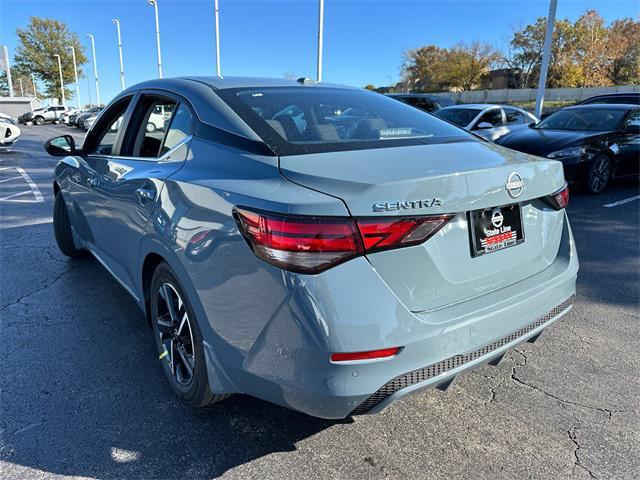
[1, 124, 639, 479]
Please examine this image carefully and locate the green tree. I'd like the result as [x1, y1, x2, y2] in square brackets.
[441, 42, 501, 91]
[0, 69, 42, 97]
[604, 18, 640, 85]
[402, 45, 448, 91]
[12, 17, 86, 103]
[363, 84, 376, 90]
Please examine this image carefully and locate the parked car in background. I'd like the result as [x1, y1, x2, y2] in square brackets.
[44, 76, 577, 419]
[498, 104, 640, 194]
[60, 109, 79, 125]
[0, 114, 20, 147]
[434, 104, 538, 142]
[576, 92, 640, 106]
[18, 105, 69, 125]
[385, 93, 453, 113]
[83, 114, 98, 131]
[75, 107, 103, 128]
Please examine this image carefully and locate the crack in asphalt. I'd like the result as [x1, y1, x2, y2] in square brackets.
[568, 426, 597, 479]
[0, 264, 75, 312]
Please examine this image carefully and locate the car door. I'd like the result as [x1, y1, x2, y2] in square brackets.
[88, 92, 194, 291]
[471, 108, 507, 141]
[613, 108, 640, 177]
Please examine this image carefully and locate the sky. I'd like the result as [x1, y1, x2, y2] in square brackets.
[1, 0, 637, 106]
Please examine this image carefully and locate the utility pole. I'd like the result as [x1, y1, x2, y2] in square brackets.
[148, 0, 163, 78]
[68, 46, 81, 109]
[535, 0, 558, 119]
[112, 19, 126, 90]
[54, 54, 65, 106]
[214, 0, 221, 77]
[87, 34, 101, 105]
[316, 0, 324, 82]
[2, 46, 13, 97]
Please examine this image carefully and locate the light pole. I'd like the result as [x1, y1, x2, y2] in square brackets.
[18, 79, 24, 96]
[112, 19, 126, 90]
[214, 0, 221, 77]
[2, 46, 13, 97]
[316, 0, 324, 82]
[535, 0, 558, 119]
[54, 54, 65, 106]
[148, 0, 163, 78]
[68, 46, 81, 109]
[87, 34, 101, 105]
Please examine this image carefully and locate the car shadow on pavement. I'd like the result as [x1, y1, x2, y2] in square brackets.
[1, 222, 348, 479]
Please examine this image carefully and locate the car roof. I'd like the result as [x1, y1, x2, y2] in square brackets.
[441, 104, 506, 109]
[564, 103, 638, 110]
[128, 76, 357, 91]
[386, 93, 440, 98]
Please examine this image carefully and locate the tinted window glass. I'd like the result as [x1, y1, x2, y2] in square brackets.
[90, 99, 131, 155]
[537, 108, 628, 131]
[504, 109, 525, 124]
[216, 87, 474, 155]
[622, 109, 640, 128]
[134, 100, 176, 158]
[403, 97, 436, 112]
[162, 104, 193, 154]
[475, 109, 503, 128]
[434, 108, 482, 127]
[582, 95, 640, 105]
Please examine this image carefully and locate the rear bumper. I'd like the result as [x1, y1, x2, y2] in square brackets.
[207, 212, 578, 419]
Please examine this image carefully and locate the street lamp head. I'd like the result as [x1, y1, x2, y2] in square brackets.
[87, 33, 94, 40]
[148, 0, 157, 5]
[112, 19, 119, 25]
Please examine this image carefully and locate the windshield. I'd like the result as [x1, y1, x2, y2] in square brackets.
[434, 108, 481, 127]
[536, 108, 627, 131]
[216, 87, 474, 155]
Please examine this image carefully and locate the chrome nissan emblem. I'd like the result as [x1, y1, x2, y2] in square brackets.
[506, 172, 524, 198]
[491, 209, 504, 228]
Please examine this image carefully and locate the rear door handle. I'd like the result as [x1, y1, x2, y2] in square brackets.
[135, 187, 156, 203]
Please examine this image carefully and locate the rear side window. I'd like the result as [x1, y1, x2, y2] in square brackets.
[504, 109, 526, 125]
[216, 87, 474, 155]
[475, 109, 504, 128]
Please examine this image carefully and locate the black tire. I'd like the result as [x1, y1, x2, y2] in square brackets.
[586, 154, 612, 194]
[150, 262, 230, 407]
[53, 193, 85, 258]
[34, 116, 44, 126]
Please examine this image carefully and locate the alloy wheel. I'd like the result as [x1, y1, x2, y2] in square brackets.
[156, 282, 195, 386]
[588, 156, 610, 193]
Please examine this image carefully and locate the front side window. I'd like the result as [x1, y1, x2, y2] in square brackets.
[89, 98, 131, 155]
[475, 109, 503, 128]
[216, 87, 474, 155]
[536, 108, 628, 131]
[622, 109, 640, 129]
[504, 109, 525, 125]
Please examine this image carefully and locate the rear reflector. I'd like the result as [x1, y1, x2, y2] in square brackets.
[331, 347, 401, 363]
[234, 208, 453, 274]
[543, 183, 569, 210]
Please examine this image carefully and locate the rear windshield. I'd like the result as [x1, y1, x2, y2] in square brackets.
[434, 108, 482, 127]
[535, 108, 627, 131]
[215, 87, 474, 155]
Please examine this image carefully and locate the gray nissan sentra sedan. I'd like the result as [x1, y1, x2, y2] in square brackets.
[44, 77, 578, 418]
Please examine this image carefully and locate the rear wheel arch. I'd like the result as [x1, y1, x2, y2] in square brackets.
[142, 252, 166, 322]
[53, 182, 60, 197]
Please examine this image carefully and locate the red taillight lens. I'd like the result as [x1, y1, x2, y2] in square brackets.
[234, 208, 454, 274]
[356, 215, 454, 253]
[234, 208, 363, 274]
[544, 184, 569, 210]
[330, 347, 401, 363]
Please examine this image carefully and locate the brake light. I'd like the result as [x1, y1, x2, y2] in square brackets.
[356, 215, 454, 253]
[234, 208, 453, 274]
[543, 184, 569, 210]
[331, 347, 401, 363]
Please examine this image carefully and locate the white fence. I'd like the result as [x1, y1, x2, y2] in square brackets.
[427, 85, 640, 104]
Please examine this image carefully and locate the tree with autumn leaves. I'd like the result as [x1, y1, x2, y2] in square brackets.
[402, 10, 639, 92]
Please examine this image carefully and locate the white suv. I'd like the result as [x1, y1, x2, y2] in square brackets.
[20, 106, 69, 125]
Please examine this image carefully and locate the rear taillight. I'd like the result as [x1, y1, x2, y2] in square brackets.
[330, 347, 401, 363]
[543, 183, 569, 210]
[234, 208, 453, 274]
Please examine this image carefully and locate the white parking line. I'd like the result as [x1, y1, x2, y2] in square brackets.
[0, 166, 44, 203]
[0, 175, 22, 184]
[603, 195, 640, 208]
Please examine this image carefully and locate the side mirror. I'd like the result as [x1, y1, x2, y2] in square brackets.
[475, 122, 493, 130]
[44, 135, 78, 157]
